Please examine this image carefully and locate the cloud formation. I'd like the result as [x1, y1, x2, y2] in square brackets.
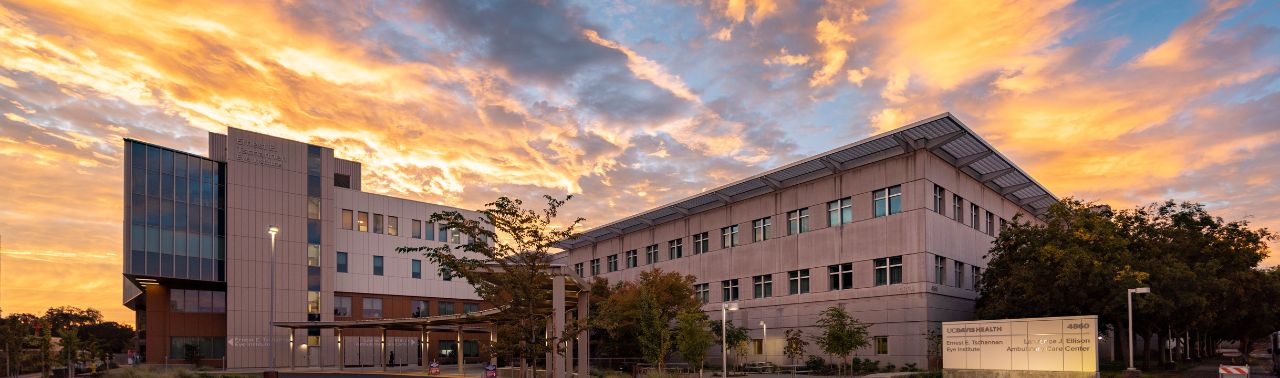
[0, 0, 1276, 324]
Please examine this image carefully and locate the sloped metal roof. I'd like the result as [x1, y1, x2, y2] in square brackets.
[557, 113, 1058, 249]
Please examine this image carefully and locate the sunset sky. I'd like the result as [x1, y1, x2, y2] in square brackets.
[0, 0, 1277, 325]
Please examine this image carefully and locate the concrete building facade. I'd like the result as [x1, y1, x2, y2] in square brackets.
[122, 127, 487, 368]
[557, 114, 1057, 368]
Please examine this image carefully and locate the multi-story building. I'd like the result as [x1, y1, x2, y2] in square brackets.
[557, 113, 1057, 368]
[121, 127, 488, 368]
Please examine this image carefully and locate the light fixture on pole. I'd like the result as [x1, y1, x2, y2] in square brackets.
[722, 302, 738, 378]
[268, 225, 279, 370]
[759, 321, 767, 361]
[1126, 287, 1150, 373]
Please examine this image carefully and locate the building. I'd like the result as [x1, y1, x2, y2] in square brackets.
[121, 127, 490, 368]
[557, 113, 1057, 368]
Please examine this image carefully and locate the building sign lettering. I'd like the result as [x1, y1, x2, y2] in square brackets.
[232, 137, 284, 167]
[943, 315, 1098, 373]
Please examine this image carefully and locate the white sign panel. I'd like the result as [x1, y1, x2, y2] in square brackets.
[943, 315, 1097, 373]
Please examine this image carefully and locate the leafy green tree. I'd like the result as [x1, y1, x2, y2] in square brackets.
[42, 307, 101, 335]
[637, 288, 673, 369]
[595, 269, 699, 367]
[674, 310, 715, 378]
[783, 329, 808, 365]
[811, 307, 868, 377]
[397, 196, 582, 378]
[710, 320, 749, 371]
[0, 313, 33, 375]
[78, 321, 134, 354]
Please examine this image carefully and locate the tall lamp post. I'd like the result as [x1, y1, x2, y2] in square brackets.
[1126, 287, 1150, 374]
[268, 225, 279, 370]
[722, 302, 738, 378]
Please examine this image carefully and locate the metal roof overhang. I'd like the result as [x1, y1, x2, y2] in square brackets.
[556, 112, 1059, 249]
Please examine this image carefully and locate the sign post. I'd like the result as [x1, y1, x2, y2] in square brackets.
[942, 315, 1099, 378]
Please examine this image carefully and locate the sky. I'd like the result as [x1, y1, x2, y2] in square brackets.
[0, 0, 1277, 325]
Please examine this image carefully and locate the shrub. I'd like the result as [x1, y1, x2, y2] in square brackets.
[805, 355, 826, 372]
[902, 363, 919, 372]
[885, 363, 896, 372]
[863, 360, 880, 373]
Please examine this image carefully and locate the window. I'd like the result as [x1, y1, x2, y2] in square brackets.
[439, 341, 457, 358]
[693, 232, 710, 254]
[668, 239, 683, 259]
[439, 302, 455, 316]
[373, 214, 384, 234]
[464, 303, 480, 313]
[449, 228, 461, 244]
[342, 209, 354, 230]
[827, 198, 852, 225]
[873, 185, 902, 217]
[625, 250, 638, 269]
[934, 256, 946, 285]
[463, 340, 480, 357]
[694, 283, 710, 304]
[607, 255, 618, 272]
[307, 244, 320, 267]
[362, 298, 383, 318]
[971, 204, 980, 230]
[971, 266, 982, 290]
[307, 197, 321, 219]
[752, 275, 773, 298]
[875, 336, 888, 355]
[788, 269, 810, 294]
[373, 255, 384, 276]
[334, 296, 351, 317]
[168, 289, 226, 313]
[955, 261, 965, 288]
[721, 225, 739, 248]
[438, 224, 448, 242]
[721, 279, 740, 301]
[424, 222, 435, 240]
[336, 252, 348, 273]
[413, 300, 429, 317]
[952, 196, 963, 222]
[753, 339, 764, 355]
[933, 185, 945, 214]
[441, 266, 452, 281]
[574, 263, 584, 277]
[828, 263, 853, 290]
[751, 217, 771, 242]
[874, 256, 903, 286]
[334, 173, 351, 188]
[590, 259, 600, 275]
[412, 219, 422, 238]
[986, 211, 995, 236]
[787, 208, 809, 235]
[412, 259, 422, 279]
[645, 245, 659, 264]
[357, 211, 369, 232]
[169, 337, 226, 359]
[1000, 218, 1008, 231]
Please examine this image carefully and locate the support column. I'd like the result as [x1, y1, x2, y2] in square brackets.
[576, 290, 589, 377]
[457, 325, 465, 376]
[489, 323, 498, 366]
[424, 328, 435, 374]
[553, 275, 566, 378]
[289, 329, 295, 371]
[337, 328, 343, 370]
[381, 328, 388, 371]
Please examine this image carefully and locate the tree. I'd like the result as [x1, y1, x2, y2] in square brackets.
[0, 314, 33, 375]
[183, 342, 202, 365]
[811, 307, 868, 377]
[783, 329, 808, 365]
[42, 307, 101, 335]
[595, 269, 699, 369]
[674, 311, 715, 378]
[398, 196, 582, 378]
[78, 321, 134, 354]
[710, 320, 749, 371]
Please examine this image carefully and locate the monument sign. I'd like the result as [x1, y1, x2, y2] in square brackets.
[943, 315, 1098, 376]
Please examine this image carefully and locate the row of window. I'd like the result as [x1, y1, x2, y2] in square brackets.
[694, 256, 907, 303]
[332, 296, 480, 318]
[747, 336, 890, 356]
[933, 255, 981, 290]
[335, 252, 445, 281]
[575, 185, 903, 276]
[932, 184, 1007, 236]
[168, 289, 226, 313]
[339, 209, 467, 243]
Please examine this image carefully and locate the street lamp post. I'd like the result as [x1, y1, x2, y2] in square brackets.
[722, 302, 738, 378]
[268, 225, 279, 370]
[1127, 287, 1150, 374]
